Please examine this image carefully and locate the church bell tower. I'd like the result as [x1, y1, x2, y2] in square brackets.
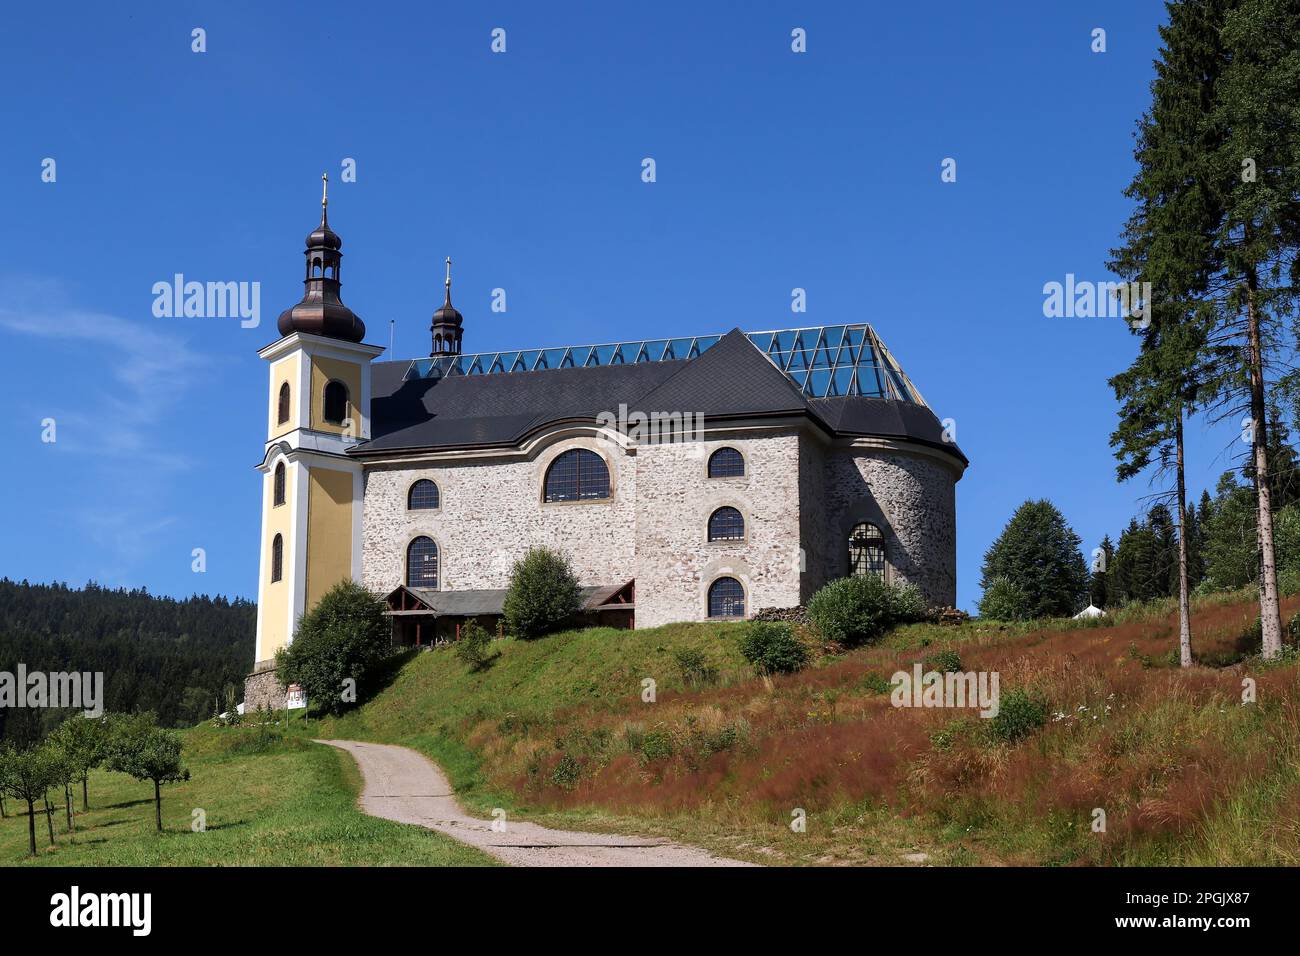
[246, 176, 385, 708]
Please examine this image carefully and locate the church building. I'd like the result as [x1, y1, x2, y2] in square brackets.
[245, 182, 968, 707]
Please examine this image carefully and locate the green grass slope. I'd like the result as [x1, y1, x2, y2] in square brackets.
[2, 724, 497, 866]
[308, 593, 1300, 866]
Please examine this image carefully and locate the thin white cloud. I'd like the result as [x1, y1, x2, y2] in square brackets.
[0, 277, 214, 586]
[0, 276, 210, 470]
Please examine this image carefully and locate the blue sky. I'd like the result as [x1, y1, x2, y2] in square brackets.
[0, 0, 1238, 611]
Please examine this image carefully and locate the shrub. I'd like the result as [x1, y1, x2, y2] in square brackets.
[806, 575, 928, 646]
[989, 688, 1047, 743]
[886, 582, 928, 622]
[638, 729, 675, 762]
[453, 618, 492, 670]
[925, 649, 963, 673]
[930, 717, 977, 752]
[978, 576, 1032, 621]
[550, 753, 582, 789]
[740, 622, 809, 675]
[673, 647, 718, 687]
[503, 547, 583, 639]
[859, 671, 892, 695]
[275, 579, 390, 716]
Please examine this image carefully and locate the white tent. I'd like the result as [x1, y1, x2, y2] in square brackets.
[1072, 604, 1106, 620]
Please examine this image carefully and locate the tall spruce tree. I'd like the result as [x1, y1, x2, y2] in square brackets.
[1109, 0, 1233, 665]
[1199, 0, 1300, 656]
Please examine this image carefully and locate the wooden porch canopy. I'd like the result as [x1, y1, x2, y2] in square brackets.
[383, 580, 635, 618]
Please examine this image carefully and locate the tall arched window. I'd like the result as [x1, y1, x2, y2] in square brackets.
[278, 382, 291, 425]
[708, 577, 745, 618]
[707, 506, 745, 542]
[273, 462, 286, 506]
[270, 534, 283, 583]
[406, 536, 439, 588]
[408, 479, 440, 510]
[543, 449, 610, 503]
[849, 522, 886, 579]
[708, 447, 745, 478]
[323, 380, 349, 425]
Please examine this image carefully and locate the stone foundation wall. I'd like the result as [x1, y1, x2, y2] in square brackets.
[243, 658, 284, 712]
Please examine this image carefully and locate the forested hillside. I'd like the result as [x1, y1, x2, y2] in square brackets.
[0, 579, 253, 745]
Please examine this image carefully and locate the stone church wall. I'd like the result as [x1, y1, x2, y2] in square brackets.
[633, 431, 804, 628]
[816, 447, 958, 607]
[361, 435, 638, 596]
[359, 427, 958, 628]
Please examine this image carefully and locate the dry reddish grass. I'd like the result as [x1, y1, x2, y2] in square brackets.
[467, 594, 1300, 864]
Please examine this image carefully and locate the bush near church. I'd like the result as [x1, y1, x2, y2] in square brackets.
[977, 576, 1032, 621]
[806, 575, 928, 647]
[275, 580, 390, 716]
[453, 618, 493, 670]
[740, 621, 809, 675]
[502, 547, 583, 639]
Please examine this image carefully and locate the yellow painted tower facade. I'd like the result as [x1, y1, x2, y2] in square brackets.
[247, 178, 383, 707]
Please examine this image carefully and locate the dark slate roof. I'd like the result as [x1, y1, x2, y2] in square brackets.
[808, 396, 966, 463]
[354, 328, 967, 467]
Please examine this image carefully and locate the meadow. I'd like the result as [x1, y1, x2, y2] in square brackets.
[308, 589, 1300, 866]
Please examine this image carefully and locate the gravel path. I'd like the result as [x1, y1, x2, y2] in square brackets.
[318, 739, 754, 867]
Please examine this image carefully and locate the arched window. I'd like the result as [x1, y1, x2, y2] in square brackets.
[278, 382, 291, 425]
[406, 536, 439, 588]
[543, 449, 610, 503]
[273, 462, 286, 506]
[323, 381, 349, 425]
[708, 577, 745, 618]
[708, 447, 745, 478]
[849, 522, 886, 579]
[270, 534, 283, 583]
[408, 479, 440, 510]
[707, 506, 745, 542]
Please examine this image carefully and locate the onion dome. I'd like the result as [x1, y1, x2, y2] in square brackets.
[430, 256, 464, 355]
[276, 174, 366, 342]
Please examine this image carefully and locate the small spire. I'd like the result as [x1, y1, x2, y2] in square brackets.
[320, 173, 329, 225]
[430, 255, 464, 356]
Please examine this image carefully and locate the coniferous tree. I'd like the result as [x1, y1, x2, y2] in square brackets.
[979, 501, 1089, 619]
[1184, 498, 1207, 587]
[1090, 534, 1117, 608]
[1198, 0, 1300, 656]
[1109, 0, 1235, 665]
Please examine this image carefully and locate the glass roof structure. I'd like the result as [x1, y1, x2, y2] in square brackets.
[403, 324, 927, 406]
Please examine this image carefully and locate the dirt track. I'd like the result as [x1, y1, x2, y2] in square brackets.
[318, 739, 754, 867]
